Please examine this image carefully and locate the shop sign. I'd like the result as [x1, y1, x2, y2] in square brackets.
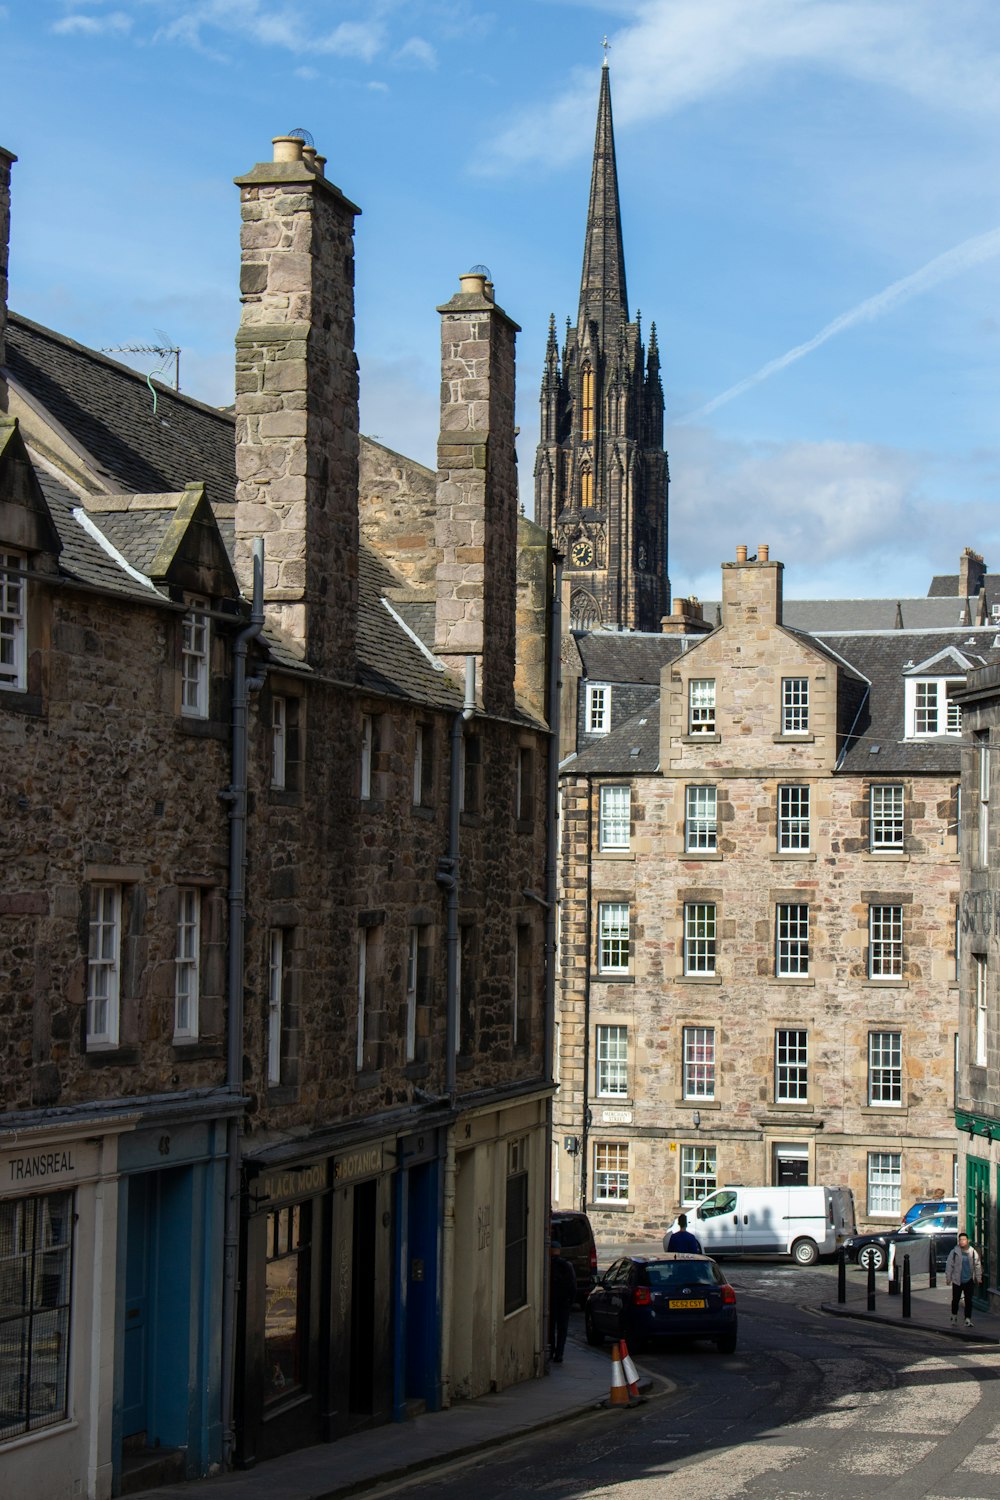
[3, 1146, 81, 1188]
[334, 1143, 384, 1186]
[260, 1161, 327, 1205]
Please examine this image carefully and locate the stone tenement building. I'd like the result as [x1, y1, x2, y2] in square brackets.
[534, 61, 669, 634]
[0, 135, 555, 1497]
[553, 544, 1000, 1244]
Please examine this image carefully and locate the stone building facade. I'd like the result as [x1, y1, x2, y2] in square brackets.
[553, 545, 995, 1244]
[0, 132, 555, 1498]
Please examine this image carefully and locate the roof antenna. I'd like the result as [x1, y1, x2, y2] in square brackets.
[102, 330, 181, 397]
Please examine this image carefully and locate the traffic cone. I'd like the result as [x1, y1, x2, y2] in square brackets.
[619, 1338, 640, 1400]
[608, 1341, 635, 1407]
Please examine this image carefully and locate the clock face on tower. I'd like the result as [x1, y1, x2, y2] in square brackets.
[572, 538, 595, 568]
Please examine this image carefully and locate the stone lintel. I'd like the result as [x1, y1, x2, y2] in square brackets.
[235, 321, 311, 346]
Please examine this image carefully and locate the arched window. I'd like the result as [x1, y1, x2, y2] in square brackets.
[571, 589, 601, 630]
[581, 367, 594, 442]
[580, 467, 593, 507]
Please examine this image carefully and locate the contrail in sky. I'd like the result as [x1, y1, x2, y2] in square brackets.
[678, 224, 1000, 424]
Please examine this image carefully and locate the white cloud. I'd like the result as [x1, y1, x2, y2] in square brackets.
[294, 65, 318, 80]
[151, 3, 386, 62]
[368, 80, 390, 94]
[52, 10, 133, 37]
[485, 0, 1000, 173]
[393, 36, 437, 70]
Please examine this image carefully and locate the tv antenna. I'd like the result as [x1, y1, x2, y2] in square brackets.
[103, 329, 181, 392]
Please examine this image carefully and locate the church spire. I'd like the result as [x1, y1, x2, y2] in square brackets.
[578, 62, 629, 347]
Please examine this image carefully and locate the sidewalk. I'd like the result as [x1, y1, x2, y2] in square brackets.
[821, 1273, 1000, 1343]
[140, 1338, 636, 1500]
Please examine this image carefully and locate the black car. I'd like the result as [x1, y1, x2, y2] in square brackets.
[888, 1227, 957, 1274]
[844, 1209, 958, 1271]
[585, 1254, 737, 1354]
[551, 1210, 598, 1305]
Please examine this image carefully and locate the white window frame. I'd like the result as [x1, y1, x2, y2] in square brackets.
[412, 724, 425, 805]
[688, 678, 716, 735]
[586, 683, 610, 735]
[0, 549, 27, 692]
[174, 887, 201, 1040]
[685, 785, 717, 852]
[361, 713, 373, 800]
[978, 734, 990, 866]
[905, 677, 962, 738]
[775, 1028, 808, 1102]
[87, 883, 121, 1047]
[271, 696, 287, 790]
[776, 903, 809, 977]
[682, 1025, 716, 1099]
[599, 784, 631, 851]
[975, 954, 988, 1068]
[777, 784, 810, 852]
[680, 1143, 717, 1206]
[870, 784, 904, 850]
[868, 1030, 902, 1106]
[598, 902, 630, 974]
[684, 902, 717, 976]
[781, 677, 809, 734]
[869, 904, 903, 979]
[267, 929, 284, 1086]
[593, 1141, 629, 1203]
[181, 600, 210, 719]
[867, 1150, 901, 1217]
[596, 1023, 628, 1097]
[405, 926, 418, 1064]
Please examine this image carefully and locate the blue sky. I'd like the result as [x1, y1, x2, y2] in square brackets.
[4, 0, 1000, 602]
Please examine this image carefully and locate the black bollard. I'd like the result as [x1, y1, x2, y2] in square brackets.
[928, 1235, 937, 1289]
[867, 1256, 876, 1311]
[889, 1253, 900, 1297]
[837, 1247, 846, 1304]
[902, 1254, 912, 1318]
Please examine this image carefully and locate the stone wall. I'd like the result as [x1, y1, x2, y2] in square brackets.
[359, 437, 438, 589]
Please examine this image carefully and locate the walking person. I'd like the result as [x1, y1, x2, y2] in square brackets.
[665, 1213, 703, 1254]
[549, 1243, 577, 1363]
[945, 1232, 983, 1326]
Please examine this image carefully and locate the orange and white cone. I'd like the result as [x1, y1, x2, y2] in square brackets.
[619, 1338, 641, 1400]
[608, 1341, 635, 1407]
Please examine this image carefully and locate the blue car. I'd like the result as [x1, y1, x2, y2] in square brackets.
[584, 1254, 737, 1354]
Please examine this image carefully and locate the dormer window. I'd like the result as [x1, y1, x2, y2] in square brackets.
[181, 600, 210, 718]
[0, 550, 26, 692]
[586, 684, 610, 735]
[905, 678, 962, 737]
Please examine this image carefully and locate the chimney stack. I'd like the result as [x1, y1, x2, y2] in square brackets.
[0, 148, 16, 413]
[721, 542, 783, 628]
[233, 135, 360, 671]
[959, 546, 986, 600]
[434, 270, 520, 715]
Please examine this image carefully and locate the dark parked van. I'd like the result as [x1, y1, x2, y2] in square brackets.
[551, 1210, 598, 1305]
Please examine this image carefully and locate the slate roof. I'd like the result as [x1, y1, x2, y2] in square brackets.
[565, 702, 660, 774]
[356, 547, 462, 709]
[699, 597, 986, 631]
[92, 506, 177, 575]
[575, 629, 691, 684]
[33, 468, 164, 605]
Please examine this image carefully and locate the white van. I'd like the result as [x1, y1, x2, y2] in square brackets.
[664, 1185, 856, 1265]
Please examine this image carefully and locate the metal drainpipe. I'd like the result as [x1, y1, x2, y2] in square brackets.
[580, 775, 593, 1212]
[439, 656, 475, 1409]
[221, 538, 265, 1470]
[542, 555, 563, 1370]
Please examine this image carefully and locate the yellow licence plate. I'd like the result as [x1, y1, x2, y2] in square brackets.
[668, 1298, 706, 1309]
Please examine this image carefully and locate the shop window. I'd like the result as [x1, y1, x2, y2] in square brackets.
[264, 1203, 310, 1405]
[0, 1191, 73, 1442]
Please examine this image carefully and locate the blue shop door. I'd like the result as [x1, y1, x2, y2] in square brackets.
[404, 1162, 440, 1408]
[123, 1175, 150, 1436]
[121, 1167, 195, 1447]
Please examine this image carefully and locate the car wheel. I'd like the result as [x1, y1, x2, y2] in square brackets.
[858, 1243, 886, 1273]
[716, 1332, 737, 1355]
[584, 1310, 603, 1347]
[791, 1237, 819, 1267]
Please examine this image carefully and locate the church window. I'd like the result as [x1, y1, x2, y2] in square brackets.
[580, 468, 594, 506]
[581, 367, 594, 441]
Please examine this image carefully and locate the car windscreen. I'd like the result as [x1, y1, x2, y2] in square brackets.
[644, 1262, 720, 1287]
[553, 1219, 588, 1247]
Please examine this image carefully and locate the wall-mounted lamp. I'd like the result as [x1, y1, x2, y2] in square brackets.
[692, 1110, 701, 1129]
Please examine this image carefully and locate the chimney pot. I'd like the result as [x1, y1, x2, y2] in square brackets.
[735, 544, 748, 563]
[272, 135, 304, 163]
[459, 271, 487, 297]
[313, 154, 327, 178]
[758, 543, 769, 561]
[302, 145, 318, 170]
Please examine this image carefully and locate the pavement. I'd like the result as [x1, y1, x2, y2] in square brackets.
[140, 1247, 1000, 1500]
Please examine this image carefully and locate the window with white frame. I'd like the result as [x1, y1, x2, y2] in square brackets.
[777, 785, 810, 851]
[599, 784, 631, 850]
[688, 679, 716, 735]
[685, 785, 717, 852]
[867, 1150, 901, 1217]
[682, 1025, 715, 1099]
[680, 1143, 717, 1205]
[781, 677, 809, 734]
[181, 601, 210, 718]
[0, 1189, 74, 1442]
[775, 903, 809, 977]
[586, 684, 610, 735]
[267, 929, 284, 1086]
[598, 902, 630, 973]
[775, 1028, 808, 1102]
[360, 713, 373, 800]
[978, 733, 990, 866]
[405, 926, 419, 1063]
[593, 1141, 629, 1202]
[870, 784, 904, 850]
[0, 550, 26, 692]
[412, 724, 425, 805]
[954, 905, 961, 983]
[907, 678, 962, 737]
[869, 904, 903, 979]
[684, 902, 717, 975]
[596, 1024, 628, 1096]
[975, 954, 988, 1067]
[87, 883, 121, 1046]
[868, 1030, 902, 1105]
[270, 696, 287, 790]
[174, 887, 200, 1039]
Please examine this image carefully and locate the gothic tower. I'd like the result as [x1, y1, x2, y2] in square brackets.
[534, 60, 669, 631]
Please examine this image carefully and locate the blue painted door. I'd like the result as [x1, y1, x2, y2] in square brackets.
[404, 1162, 439, 1407]
[123, 1175, 150, 1437]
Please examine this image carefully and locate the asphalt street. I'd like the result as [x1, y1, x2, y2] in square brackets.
[380, 1262, 1000, 1500]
